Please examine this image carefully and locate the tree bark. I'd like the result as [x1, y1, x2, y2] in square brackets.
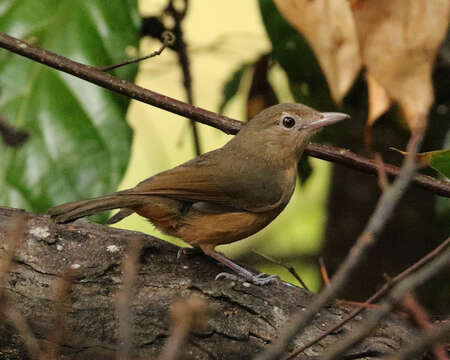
[0, 207, 424, 360]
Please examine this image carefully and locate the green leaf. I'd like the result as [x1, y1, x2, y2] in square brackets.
[391, 147, 450, 179]
[258, 0, 333, 110]
[0, 0, 139, 219]
[427, 150, 450, 179]
[218, 63, 249, 114]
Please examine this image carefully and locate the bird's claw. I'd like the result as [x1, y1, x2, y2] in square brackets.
[215, 272, 279, 286]
[252, 273, 279, 285]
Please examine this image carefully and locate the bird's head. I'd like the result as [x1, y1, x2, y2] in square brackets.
[233, 103, 349, 166]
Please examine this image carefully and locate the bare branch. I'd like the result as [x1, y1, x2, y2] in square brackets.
[0, 213, 28, 302]
[0, 32, 448, 197]
[0, 33, 241, 134]
[41, 269, 76, 360]
[116, 240, 143, 360]
[252, 250, 310, 291]
[159, 296, 207, 360]
[306, 143, 450, 198]
[319, 257, 330, 286]
[401, 295, 449, 360]
[319, 247, 450, 360]
[383, 321, 450, 360]
[0, 214, 40, 359]
[98, 31, 175, 72]
[285, 236, 450, 359]
[374, 153, 389, 190]
[165, 0, 202, 155]
[4, 307, 41, 359]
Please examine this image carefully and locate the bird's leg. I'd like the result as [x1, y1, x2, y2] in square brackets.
[201, 247, 278, 285]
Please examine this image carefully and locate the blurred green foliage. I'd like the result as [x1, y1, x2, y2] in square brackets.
[0, 0, 139, 221]
[427, 150, 450, 178]
[218, 63, 249, 115]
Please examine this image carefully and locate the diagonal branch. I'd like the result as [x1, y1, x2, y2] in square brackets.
[401, 294, 449, 360]
[319, 247, 450, 360]
[306, 144, 450, 197]
[0, 32, 449, 198]
[256, 133, 423, 360]
[0, 33, 241, 134]
[285, 236, 450, 359]
[384, 321, 450, 360]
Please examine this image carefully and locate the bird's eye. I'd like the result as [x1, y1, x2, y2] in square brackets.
[282, 116, 296, 128]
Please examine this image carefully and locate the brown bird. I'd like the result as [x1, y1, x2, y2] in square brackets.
[49, 103, 349, 285]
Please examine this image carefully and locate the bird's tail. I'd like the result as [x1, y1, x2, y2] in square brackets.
[48, 194, 145, 223]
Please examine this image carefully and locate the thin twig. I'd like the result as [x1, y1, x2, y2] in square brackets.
[285, 236, 450, 359]
[374, 153, 389, 190]
[0, 33, 449, 197]
[0, 214, 28, 302]
[4, 307, 41, 359]
[0, 214, 40, 359]
[257, 134, 422, 360]
[319, 257, 330, 286]
[41, 269, 76, 360]
[319, 247, 450, 360]
[383, 321, 450, 360]
[116, 239, 143, 360]
[252, 250, 309, 291]
[159, 296, 207, 360]
[0, 33, 241, 134]
[335, 300, 380, 310]
[166, 0, 202, 155]
[401, 294, 449, 360]
[98, 31, 175, 72]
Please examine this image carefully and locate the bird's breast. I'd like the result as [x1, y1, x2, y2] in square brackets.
[176, 208, 282, 248]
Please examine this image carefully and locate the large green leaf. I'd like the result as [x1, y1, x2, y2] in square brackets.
[0, 0, 139, 216]
[258, 0, 334, 111]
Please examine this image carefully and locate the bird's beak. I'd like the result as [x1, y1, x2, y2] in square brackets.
[303, 112, 350, 131]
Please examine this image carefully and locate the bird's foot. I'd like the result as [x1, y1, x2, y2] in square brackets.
[215, 271, 279, 286]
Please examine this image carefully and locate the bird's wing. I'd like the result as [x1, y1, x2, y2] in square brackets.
[117, 149, 286, 213]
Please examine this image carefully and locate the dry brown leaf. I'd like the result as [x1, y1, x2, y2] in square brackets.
[365, 73, 392, 150]
[353, 0, 450, 133]
[366, 73, 391, 126]
[274, 0, 362, 104]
